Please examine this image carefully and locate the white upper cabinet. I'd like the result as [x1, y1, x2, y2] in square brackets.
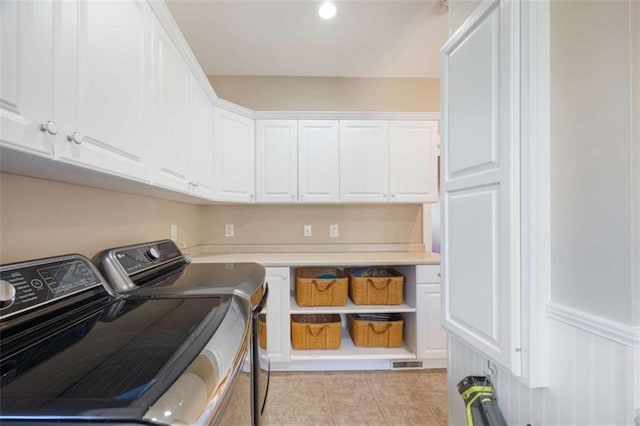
[213, 107, 255, 203]
[389, 121, 438, 203]
[441, 0, 521, 375]
[0, 0, 55, 158]
[153, 17, 191, 192]
[55, 0, 150, 182]
[255, 120, 298, 203]
[188, 81, 214, 199]
[298, 120, 340, 203]
[339, 120, 389, 203]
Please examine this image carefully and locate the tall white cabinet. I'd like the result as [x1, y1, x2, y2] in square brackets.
[441, 0, 549, 386]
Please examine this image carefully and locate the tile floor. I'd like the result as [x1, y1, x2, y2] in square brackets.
[263, 369, 448, 426]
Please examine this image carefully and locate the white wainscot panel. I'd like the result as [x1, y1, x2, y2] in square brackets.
[447, 319, 636, 425]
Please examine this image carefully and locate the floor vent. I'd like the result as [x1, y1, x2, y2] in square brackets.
[391, 360, 424, 369]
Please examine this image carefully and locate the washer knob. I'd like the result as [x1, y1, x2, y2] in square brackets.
[0, 280, 16, 309]
[147, 247, 161, 260]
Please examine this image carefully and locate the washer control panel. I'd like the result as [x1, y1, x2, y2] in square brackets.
[0, 255, 103, 320]
[113, 240, 184, 276]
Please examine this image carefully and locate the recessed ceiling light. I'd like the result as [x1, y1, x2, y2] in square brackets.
[319, 2, 337, 20]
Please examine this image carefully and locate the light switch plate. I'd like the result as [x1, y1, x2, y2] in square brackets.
[225, 224, 234, 238]
[303, 225, 312, 237]
[330, 224, 339, 238]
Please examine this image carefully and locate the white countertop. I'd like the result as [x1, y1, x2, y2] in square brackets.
[191, 251, 440, 267]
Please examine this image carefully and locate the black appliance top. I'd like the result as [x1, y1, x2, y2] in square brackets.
[0, 254, 233, 423]
[95, 239, 265, 301]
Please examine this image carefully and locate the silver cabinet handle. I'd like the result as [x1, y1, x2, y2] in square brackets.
[40, 121, 58, 135]
[383, 193, 387, 198]
[67, 131, 82, 145]
[391, 193, 397, 198]
[250, 194, 254, 200]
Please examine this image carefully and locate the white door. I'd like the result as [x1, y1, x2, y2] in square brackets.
[298, 120, 339, 203]
[213, 107, 255, 203]
[389, 121, 438, 203]
[339, 120, 389, 202]
[56, 0, 150, 182]
[441, 0, 521, 375]
[0, 0, 55, 158]
[264, 267, 291, 363]
[153, 18, 191, 192]
[189, 81, 214, 199]
[255, 120, 298, 203]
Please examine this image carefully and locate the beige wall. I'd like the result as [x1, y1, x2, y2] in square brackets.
[208, 76, 439, 112]
[200, 204, 425, 246]
[0, 173, 430, 263]
[0, 173, 202, 263]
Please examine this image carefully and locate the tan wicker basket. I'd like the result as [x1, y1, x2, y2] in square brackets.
[347, 313, 404, 348]
[295, 268, 348, 307]
[347, 267, 405, 305]
[291, 314, 342, 350]
[258, 314, 266, 349]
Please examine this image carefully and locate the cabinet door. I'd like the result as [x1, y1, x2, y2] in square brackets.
[417, 283, 447, 364]
[441, 0, 521, 374]
[56, 0, 150, 182]
[255, 120, 298, 203]
[189, 81, 214, 198]
[0, 0, 54, 158]
[339, 120, 389, 202]
[264, 267, 291, 363]
[389, 121, 438, 203]
[298, 120, 339, 203]
[152, 18, 191, 192]
[213, 107, 255, 203]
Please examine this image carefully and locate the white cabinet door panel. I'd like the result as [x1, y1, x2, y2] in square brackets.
[57, 0, 149, 181]
[264, 268, 291, 363]
[441, 0, 521, 375]
[153, 19, 190, 192]
[0, 0, 54, 158]
[298, 120, 339, 203]
[339, 120, 388, 202]
[189, 81, 214, 198]
[417, 284, 447, 360]
[256, 120, 297, 203]
[213, 107, 255, 202]
[389, 121, 438, 203]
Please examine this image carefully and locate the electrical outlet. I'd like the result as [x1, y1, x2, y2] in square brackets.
[170, 224, 178, 242]
[330, 224, 339, 238]
[303, 224, 312, 237]
[225, 224, 234, 238]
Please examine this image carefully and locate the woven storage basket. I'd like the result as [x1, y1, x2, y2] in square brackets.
[346, 267, 405, 305]
[258, 314, 266, 349]
[295, 267, 348, 307]
[291, 314, 342, 350]
[347, 313, 404, 348]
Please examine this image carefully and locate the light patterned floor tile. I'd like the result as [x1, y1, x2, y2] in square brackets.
[331, 405, 386, 426]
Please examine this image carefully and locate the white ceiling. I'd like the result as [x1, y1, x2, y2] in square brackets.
[165, 1, 449, 78]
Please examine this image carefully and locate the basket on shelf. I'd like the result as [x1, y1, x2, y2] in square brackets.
[347, 313, 404, 348]
[346, 267, 405, 305]
[295, 267, 348, 307]
[258, 314, 267, 349]
[291, 314, 342, 350]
